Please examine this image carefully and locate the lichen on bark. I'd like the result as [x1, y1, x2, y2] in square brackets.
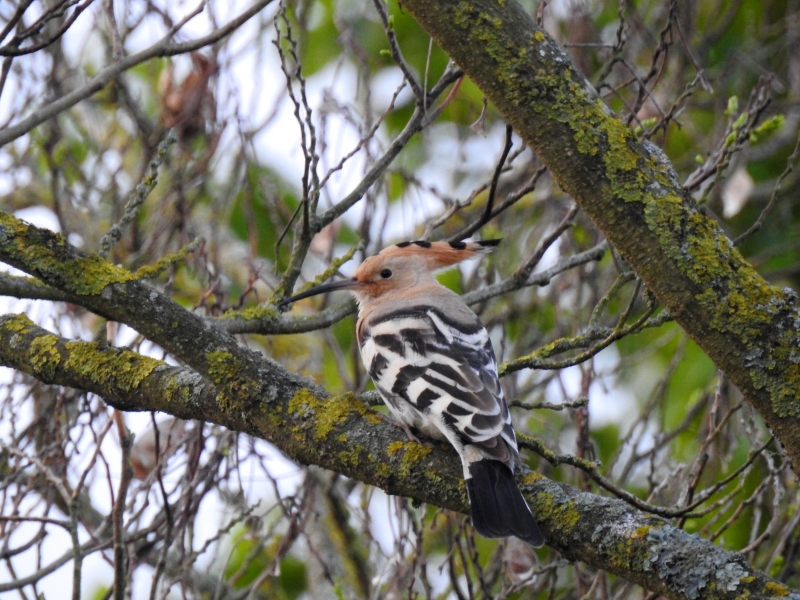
[399, 0, 800, 473]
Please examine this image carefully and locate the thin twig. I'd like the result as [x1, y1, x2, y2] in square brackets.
[445, 164, 548, 242]
[0, 0, 276, 147]
[112, 411, 133, 600]
[473, 124, 514, 235]
[734, 127, 800, 245]
[99, 130, 177, 258]
[371, 0, 423, 99]
[0, 0, 94, 58]
[514, 203, 580, 282]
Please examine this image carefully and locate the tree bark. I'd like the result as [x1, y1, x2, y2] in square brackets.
[398, 0, 800, 474]
[0, 212, 797, 599]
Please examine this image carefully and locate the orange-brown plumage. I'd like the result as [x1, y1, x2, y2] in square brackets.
[348, 239, 500, 298]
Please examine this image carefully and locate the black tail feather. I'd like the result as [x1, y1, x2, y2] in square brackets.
[466, 460, 544, 547]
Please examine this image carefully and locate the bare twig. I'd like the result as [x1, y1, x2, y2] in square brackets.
[734, 127, 800, 245]
[470, 124, 514, 236]
[99, 130, 177, 259]
[371, 0, 423, 99]
[112, 411, 134, 600]
[0, 0, 276, 147]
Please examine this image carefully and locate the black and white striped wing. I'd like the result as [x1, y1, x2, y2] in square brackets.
[359, 306, 517, 461]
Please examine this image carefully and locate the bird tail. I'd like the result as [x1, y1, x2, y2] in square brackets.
[466, 459, 544, 547]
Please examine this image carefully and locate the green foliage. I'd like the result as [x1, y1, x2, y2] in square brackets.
[277, 555, 308, 598]
[591, 423, 621, 466]
[229, 165, 300, 268]
[88, 585, 111, 600]
[750, 115, 785, 144]
[435, 267, 462, 293]
[223, 526, 307, 598]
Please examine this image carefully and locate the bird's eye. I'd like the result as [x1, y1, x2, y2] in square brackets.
[380, 269, 393, 279]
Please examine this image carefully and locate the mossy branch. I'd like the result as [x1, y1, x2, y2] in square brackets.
[399, 0, 800, 474]
[0, 210, 324, 411]
[0, 313, 795, 600]
[132, 238, 201, 280]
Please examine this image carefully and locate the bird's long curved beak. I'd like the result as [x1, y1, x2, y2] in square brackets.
[277, 278, 359, 308]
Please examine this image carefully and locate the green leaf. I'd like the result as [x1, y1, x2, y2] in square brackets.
[725, 95, 739, 116]
[228, 164, 300, 268]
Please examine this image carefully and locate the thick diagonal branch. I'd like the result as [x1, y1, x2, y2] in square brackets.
[0, 210, 323, 413]
[0, 314, 795, 600]
[399, 0, 800, 473]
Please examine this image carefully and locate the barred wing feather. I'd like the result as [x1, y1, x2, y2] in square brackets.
[359, 306, 517, 465]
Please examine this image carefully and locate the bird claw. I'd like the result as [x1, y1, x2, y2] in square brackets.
[375, 412, 424, 445]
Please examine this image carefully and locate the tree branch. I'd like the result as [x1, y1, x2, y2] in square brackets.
[0, 313, 795, 600]
[0, 272, 76, 303]
[0, 210, 324, 412]
[0, 0, 275, 148]
[398, 0, 800, 474]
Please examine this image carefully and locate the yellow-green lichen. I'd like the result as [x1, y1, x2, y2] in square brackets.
[0, 212, 135, 295]
[338, 444, 364, 467]
[633, 525, 653, 539]
[764, 581, 790, 597]
[478, 12, 502, 27]
[533, 30, 545, 42]
[453, 3, 529, 99]
[205, 350, 238, 384]
[520, 471, 544, 486]
[288, 389, 378, 441]
[387, 441, 432, 477]
[287, 388, 316, 419]
[572, 121, 600, 157]
[602, 113, 641, 168]
[643, 192, 684, 251]
[535, 494, 580, 531]
[30, 334, 60, 379]
[164, 373, 191, 404]
[132, 239, 200, 280]
[387, 441, 405, 455]
[64, 341, 161, 392]
[313, 395, 353, 440]
[63, 255, 135, 295]
[205, 350, 254, 410]
[220, 304, 280, 322]
[373, 460, 393, 480]
[1, 313, 32, 335]
[571, 102, 649, 205]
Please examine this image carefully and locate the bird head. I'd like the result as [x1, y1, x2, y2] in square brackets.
[278, 239, 500, 309]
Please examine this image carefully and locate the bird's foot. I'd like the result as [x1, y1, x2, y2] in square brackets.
[375, 413, 424, 445]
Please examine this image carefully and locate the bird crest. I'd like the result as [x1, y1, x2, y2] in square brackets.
[377, 239, 501, 271]
[348, 239, 500, 302]
[278, 239, 501, 307]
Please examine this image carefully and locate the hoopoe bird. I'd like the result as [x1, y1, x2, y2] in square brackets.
[279, 239, 544, 546]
